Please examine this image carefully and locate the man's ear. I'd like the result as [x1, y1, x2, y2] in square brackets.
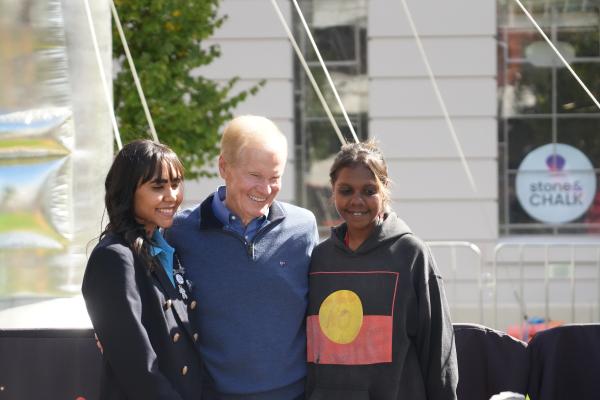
[218, 155, 228, 179]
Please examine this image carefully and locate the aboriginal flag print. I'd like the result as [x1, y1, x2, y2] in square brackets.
[307, 271, 398, 365]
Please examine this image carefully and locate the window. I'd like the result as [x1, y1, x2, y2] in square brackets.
[498, 0, 600, 234]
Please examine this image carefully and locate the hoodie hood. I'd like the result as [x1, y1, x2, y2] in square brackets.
[331, 212, 412, 254]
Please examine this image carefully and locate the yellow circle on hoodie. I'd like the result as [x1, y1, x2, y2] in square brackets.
[318, 290, 363, 344]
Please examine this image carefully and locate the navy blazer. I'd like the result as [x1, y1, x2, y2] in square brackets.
[82, 232, 204, 400]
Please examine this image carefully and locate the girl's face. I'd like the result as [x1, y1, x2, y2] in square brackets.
[332, 164, 385, 237]
[134, 162, 183, 235]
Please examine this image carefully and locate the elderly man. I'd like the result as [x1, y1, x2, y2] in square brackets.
[166, 115, 319, 400]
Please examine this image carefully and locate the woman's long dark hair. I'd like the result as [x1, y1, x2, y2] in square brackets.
[101, 139, 184, 270]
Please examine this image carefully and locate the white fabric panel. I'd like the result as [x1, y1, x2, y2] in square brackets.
[369, 0, 495, 37]
[371, 118, 497, 158]
[370, 77, 496, 117]
[62, 0, 113, 244]
[369, 37, 496, 77]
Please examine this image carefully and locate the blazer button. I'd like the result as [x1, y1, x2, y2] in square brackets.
[193, 333, 198, 342]
[181, 366, 188, 375]
[163, 299, 172, 310]
[173, 333, 180, 343]
[189, 300, 197, 310]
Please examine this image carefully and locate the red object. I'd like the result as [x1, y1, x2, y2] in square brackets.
[507, 320, 563, 342]
[307, 315, 392, 364]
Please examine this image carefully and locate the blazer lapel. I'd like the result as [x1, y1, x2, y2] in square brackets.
[152, 266, 180, 299]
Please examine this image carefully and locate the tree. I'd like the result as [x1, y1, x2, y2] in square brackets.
[112, 0, 262, 177]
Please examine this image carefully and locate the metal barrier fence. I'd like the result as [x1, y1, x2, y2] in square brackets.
[426, 241, 484, 323]
[493, 242, 600, 328]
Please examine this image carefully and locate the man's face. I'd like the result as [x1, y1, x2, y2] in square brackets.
[219, 144, 286, 225]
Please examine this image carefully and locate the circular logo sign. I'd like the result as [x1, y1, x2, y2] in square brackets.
[516, 143, 596, 224]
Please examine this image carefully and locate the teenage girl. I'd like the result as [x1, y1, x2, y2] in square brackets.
[306, 140, 458, 400]
[82, 139, 204, 399]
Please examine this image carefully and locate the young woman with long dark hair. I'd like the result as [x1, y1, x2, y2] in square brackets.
[82, 139, 204, 399]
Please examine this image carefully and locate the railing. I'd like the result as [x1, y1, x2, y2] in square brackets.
[493, 242, 600, 328]
[426, 241, 484, 323]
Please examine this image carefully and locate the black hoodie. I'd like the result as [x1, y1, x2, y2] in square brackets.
[306, 212, 458, 400]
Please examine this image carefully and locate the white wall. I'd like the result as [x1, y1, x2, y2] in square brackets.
[368, 0, 497, 243]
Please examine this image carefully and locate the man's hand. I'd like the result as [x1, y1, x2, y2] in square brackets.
[94, 332, 104, 354]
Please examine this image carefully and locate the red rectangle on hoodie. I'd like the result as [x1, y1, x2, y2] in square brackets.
[307, 315, 393, 364]
[307, 271, 398, 365]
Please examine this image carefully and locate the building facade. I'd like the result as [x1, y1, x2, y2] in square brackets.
[188, 0, 600, 330]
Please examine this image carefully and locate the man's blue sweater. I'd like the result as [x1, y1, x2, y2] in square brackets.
[165, 194, 319, 399]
